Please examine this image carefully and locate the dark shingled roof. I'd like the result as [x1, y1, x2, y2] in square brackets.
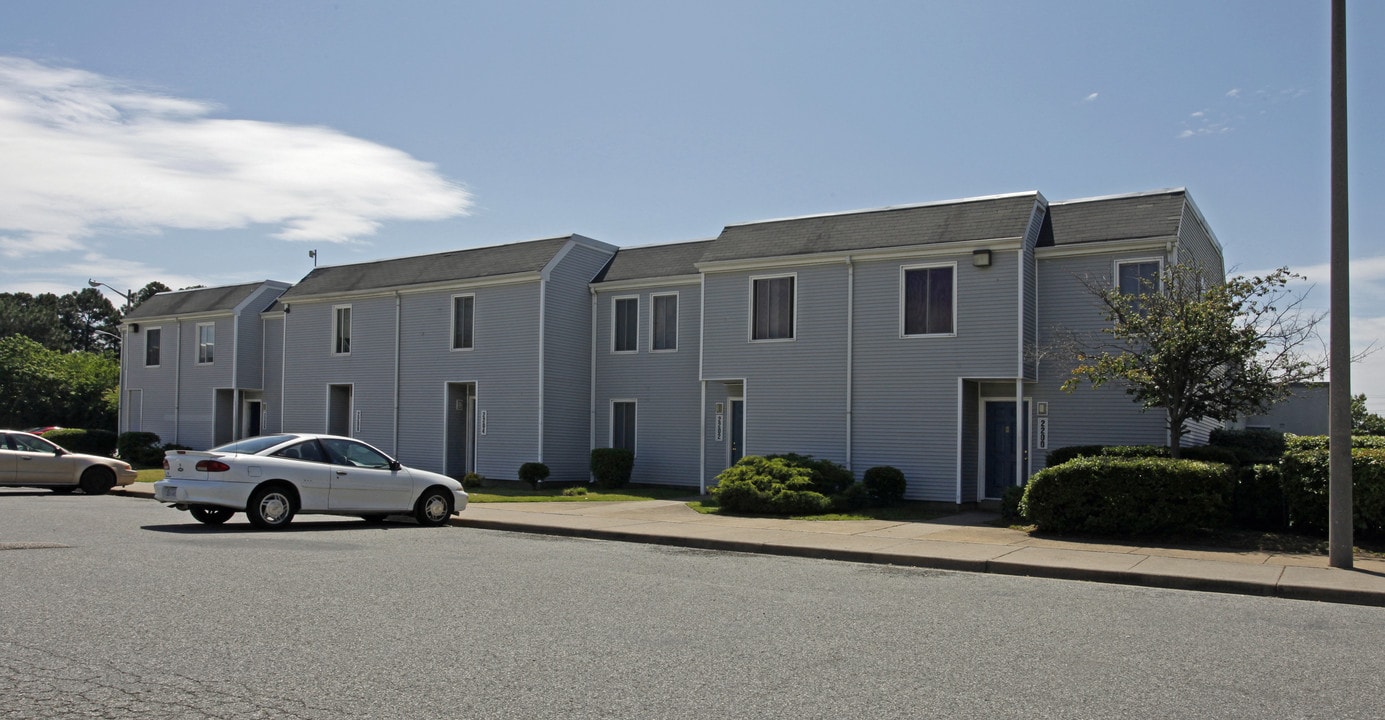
[279, 236, 576, 299]
[1045, 189, 1187, 245]
[124, 281, 283, 320]
[596, 240, 715, 283]
[700, 192, 1041, 263]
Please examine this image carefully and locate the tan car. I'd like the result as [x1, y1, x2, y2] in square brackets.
[0, 430, 138, 494]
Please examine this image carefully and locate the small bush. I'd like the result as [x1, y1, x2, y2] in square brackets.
[863, 466, 907, 505]
[830, 482, 871, 512]
[461, 472, 486, 489]
[44, 428, 118, 457]
[1232, 464, 1287, 531]
[1021, 457, 1234, 536]
[1000, 484, 1027, 524]
[712, 456, 832, 515]
[117, 431, 164, 467]
[1210, 428, 1286, 465]
[562, 486, 588, 497]
[518, 462, 550, 489]
[765, 453, 854, 495]
[590, 448, 635, 489]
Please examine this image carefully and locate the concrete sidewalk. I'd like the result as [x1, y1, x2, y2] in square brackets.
[115, 484, 1385, 607]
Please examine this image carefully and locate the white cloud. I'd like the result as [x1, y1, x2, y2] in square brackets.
[1083, 92, 1099, 103]
[0, 57, 472, 258]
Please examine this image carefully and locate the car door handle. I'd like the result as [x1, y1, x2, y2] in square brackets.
[335, 470, 347, 476]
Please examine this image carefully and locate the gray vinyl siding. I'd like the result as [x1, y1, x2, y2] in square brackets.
[701, 381, 736, 486]
[851, 251, 1022, 501]
[122, 323, 179, 446]
[177, 315, 234, 450]
[262, 316, 284, 434]
[395, 281, 542, 480]
[594, 282, 702, 487]
[541, 243, 616, 481]
[1177, 206, 1226, 282]
[701, 264, 850, 467]
[1034, 251, 1170, 466]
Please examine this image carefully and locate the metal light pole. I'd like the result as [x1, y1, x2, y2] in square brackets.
[1328, 0, 1352, 569]
[87, 279, 135, 313]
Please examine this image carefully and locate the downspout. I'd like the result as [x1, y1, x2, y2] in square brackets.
[1016, 246, 1026, 489]
[589, 287, 598, 477]
[174, 323, 182, 445]
[536, 273, 547, 463]
[393, 292, 402, 456]
[280, 309, 288, 434]
[698, 272, 707, 494]
[845, 256, 854, 473]
[699, 380, 707, 496]
[232, 313, 240, 440]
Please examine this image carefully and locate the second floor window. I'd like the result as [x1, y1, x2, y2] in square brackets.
[452, 295, 474, 350]
[144, 328, 161, 367]
[651, 293, 677, 351]
[902, 265, 955, 336]
[196, 324, 214, 364]
[613, 297, 638, 352]
[1117, 260, 1161, 296]
[333, 306, 352, 354]
[751, 275, 795, 341]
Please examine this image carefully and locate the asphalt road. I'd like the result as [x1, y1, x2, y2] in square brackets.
[2, 489, 1383, 719]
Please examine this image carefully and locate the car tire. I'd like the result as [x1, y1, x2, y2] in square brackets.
[360, 514, 387, 524]
[190, 506, 235, 525]
[246, 485, 296, 530]
[78, 467, 115, 495]
[413, 488, 453, 527]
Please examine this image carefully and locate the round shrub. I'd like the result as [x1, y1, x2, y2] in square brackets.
[461, 472, 486, 489]
[1000, 484, 1028, 524]
[117, 431, 164, 467]
[590, 448, 634, 489]
[518, 462, 550, 488]
[711, 456, 832, 515]
[1021, 457, 1234, 536]
[863, 465, 907, 505]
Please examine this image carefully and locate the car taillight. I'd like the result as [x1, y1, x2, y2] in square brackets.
[195, 460, 231, 472]
[162, 458, 169, 470]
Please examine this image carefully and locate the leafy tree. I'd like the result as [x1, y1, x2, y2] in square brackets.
[133, 281, 172, 310]
[58, 288, 120, 354]
[1064, 264, 1324, 457]
[0, 335, 118, 430]
[1352, 394, 1385, 436]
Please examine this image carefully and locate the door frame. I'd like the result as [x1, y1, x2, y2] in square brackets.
[978, 396, 1031, 501]
[327, 383, 355, 437]
[443, 381, 478, 478]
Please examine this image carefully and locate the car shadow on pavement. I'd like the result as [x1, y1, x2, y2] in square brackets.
[140, 518, 443, 534]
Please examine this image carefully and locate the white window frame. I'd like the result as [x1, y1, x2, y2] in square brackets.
[748, 273, 797, 342]
[610, 399, 637, 454]
[650, 292, 679, 353]
[195, 323, 215, 365]
[450, 294, 475, 351]
[144, 326, 162, 367]
[1114, 258, 1164, 294]
[332, 305, 352, 356]
[899, 262, 958, 338]
[611, 295, 639, 354]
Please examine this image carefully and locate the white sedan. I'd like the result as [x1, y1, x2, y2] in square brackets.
[0, 430, 138, 494]
[155, 434, 467, 529]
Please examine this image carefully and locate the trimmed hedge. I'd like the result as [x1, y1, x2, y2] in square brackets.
[590, 448, 634, 489]
[1280, 446, 1385, 534]
[1232, 464, 1287, 531]
[43, 428, 117, 457]
[1209, 428, 1286, 465]
[711, 456, 832, 515]
[117, 431, 164, 467]
[1045, 444, 1169, 467]
[1021, 457, 1234, 536]
[1284, 434, 1385, 452]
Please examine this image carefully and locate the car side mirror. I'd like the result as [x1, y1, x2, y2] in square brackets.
[390, 460, 402, 472]
[53, 448, 66, 456]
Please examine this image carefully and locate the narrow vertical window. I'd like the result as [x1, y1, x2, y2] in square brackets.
[612, 401, 636, 453]
[613, 297, 638, 352]
[751, 276, 794, 340]
[144, 328, 161, 367]
[333, 306, 352, 355]
[902, 265, 955, 336]
[651, 293, 678, 351]
[452, 295, 474, 350]
[196, 323, 215, 364]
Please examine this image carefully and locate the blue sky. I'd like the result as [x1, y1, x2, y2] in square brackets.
[2, 1, 1382, 409]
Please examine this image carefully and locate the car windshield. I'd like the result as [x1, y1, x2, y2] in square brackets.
[210, 435, 296, 455]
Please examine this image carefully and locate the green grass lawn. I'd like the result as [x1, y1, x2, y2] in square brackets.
[467, 484, 697, 503]
[135, 468, 164, 483]
[687, 499, 953, 523]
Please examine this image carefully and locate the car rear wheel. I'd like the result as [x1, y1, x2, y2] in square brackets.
[190, 506, 235, 525]
[78, 467, 115, 495]
[247, 485, 296, 529]
[414, 488, 452, 527]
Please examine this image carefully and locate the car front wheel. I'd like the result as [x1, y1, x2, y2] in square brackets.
[414, 488, 453, 527]
[247, 485, 296, 529]
[190, 506, 235, 525]
[78, 467, 115, 495]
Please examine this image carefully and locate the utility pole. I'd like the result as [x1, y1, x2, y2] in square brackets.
[1328, 0, 1352, 569]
